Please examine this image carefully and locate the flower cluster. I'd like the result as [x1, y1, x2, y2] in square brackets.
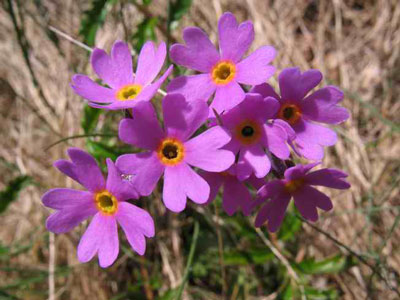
[42, 12, 350, 267]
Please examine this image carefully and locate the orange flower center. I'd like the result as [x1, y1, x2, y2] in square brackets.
[284, 178, 305, 193]
[278, 103, 302, 125]
[116, 84, 142, 101]
[95, 190, 118, 215]
[235, 120, 262, 145]
[211, 61, 236, 85]
[157, 138, 185, 166]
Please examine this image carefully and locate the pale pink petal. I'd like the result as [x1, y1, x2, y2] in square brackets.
[97, 216, 119, 268]
[91, 48, 122, 89]
[111, 41, 134, 85]
[71, 75, 116, 103]
[77, 213, 102, 263]
[135, 41, 167, 86]
[242, 145, 271, 178]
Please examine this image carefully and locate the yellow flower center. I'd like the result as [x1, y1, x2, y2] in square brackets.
[284, 178, 305, 193]
[116, 84, 142, 101]
[278, 103, 302, 125]
[95, 190, 118, 215]
[211, 61, 236, 85]
[235, 120, 262, 145]
[157, 138, 185, 166]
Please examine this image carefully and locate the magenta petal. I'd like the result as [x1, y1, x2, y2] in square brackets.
[135, 41, 166, 86]
[77, 213, 102, 263]
[91, 48, 123, 89]
[263, 122, 290, 159]
[111, 41, 134, 85]
[279, 68, 322, 101]
[71, 75, 116, 103]
[97, 216, 119, 268]
[250, 83, 280, 100]
[106, 159, 139, 201]
[293, 186, 326, 221]
[60, 148, 105, 192]
[305, 168, 350, 189]
[167, 74, 216, 102]
[118, 102, 164, 150]
[255, 192, 291, 232]
[284, 163, 319, 181]
[210, 81, 245, 115]
[42, 188, 93, 209]
[184, 126, 234, 172]
[301, 86, 349, 124]
[46, 203, 97, 234]
[200, 171, 224, 204]
[236, 46, 276, 85]
[236, 150, 253, 181]
[170, 27, 220, 72]
[292, 119, 337, 160]
[243, 145, 271, 178]
[116, 202, 155, 255]
[218, 12, 254, 62]
[116, 152, 164, 196]
[163, 163, 209, 212]
[223, 177, 252, 216]
[163, 94, 208, 141]
[257, 180, 286, 201]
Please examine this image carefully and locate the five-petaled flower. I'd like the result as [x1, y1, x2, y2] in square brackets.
[251, 163, 350, 232]
[71, 40, 173, 110]
[116, 94, 235, 212]
[168, 12, 276, 115]
[42, 148, 155, 268]
[252, 67, 349, 160]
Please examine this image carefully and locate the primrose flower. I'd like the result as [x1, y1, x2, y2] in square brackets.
[71, 40, 172, 110]
[252, 163, 350, 232]
[116, 94, 235, 212]
[251, 67, 349, 160]
[42, 148, 155, 268]
[214, 93, 294, 181]
[167, 12, 276, 114]
[201, 166, 265, 216]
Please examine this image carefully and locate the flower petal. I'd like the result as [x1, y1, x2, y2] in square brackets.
[284, 163, 320, 181]
[77, 212, 102, 263]
[116, 202, 155, 255]
[218, 12, 254, 62]
[263, 122, 291, 159]
[293, 185, 331, 221]
[184, 126, 234, 172]
[106, 159, 139, 201]
[255, 192, 291, 232]
[242, 145, 271, 178]
[163, 94, 208, 141]
[135, 41, 167, 86]
[279, 68, 322, 101]
[200, 171, 224, 204]
[70, 75, 116, 103]
[116, 152, 164, 196]
[223, 176, 252, 216]
[111, 40, 134, 86]
[236, 150, 253, 181]
[46, 203, 97, 234]
[42, 188, 93, 209]
[91, 48, 124, 89]
[210, 81, 245, 115]
[250, 83, 280, 100]
[170, 27, 220, 72]
[235, 46, 276, 85]
[167, 74, 216, 102]
[305, 168, 350, 189]
[301, 86, 349, 124]
[118, 102, 164, 150]
[97, 216, 119, 268]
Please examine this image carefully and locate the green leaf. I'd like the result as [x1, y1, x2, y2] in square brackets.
[224, 248, 274, 266]
[282, 283, 339, 300]
[278, 213, 302, 241]
[132, 17, 158, 52]
[81, 104, 102, 134]
[168, 0, 192, 30]
[0, 176, 32, 214]
[297, 255, 354, 275]
[79, 0, 116, 47]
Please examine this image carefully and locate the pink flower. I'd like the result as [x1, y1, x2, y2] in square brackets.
[215, 93, 294, 181]
[71, 40, 172, 110]
[42, 148, 155, 268]
[252, 163, 350, 232]
[252, 67, 349, 160]
[116, 94, 235, 212]
[201, 166, 265, 216]
[167, 12, 276, 114]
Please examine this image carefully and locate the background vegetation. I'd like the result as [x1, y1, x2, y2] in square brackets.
[0, 0, 399, 299]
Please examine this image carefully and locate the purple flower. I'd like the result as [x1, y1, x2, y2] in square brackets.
[252, 67, 349, 160]
[201, 166, 265, 216]
[116, 94, 235, 212]
[42, 148, 155, 268]
[71, 40, 173, 110]
[215, 93, 294, 181]
[167, 12, 276, 114]
[252, 163, 350, 232]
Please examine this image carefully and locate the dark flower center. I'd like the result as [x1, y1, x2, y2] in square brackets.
[241, 126, 254, 137]
[282, 106, 294, 120]
[162, 143, 179, 159]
